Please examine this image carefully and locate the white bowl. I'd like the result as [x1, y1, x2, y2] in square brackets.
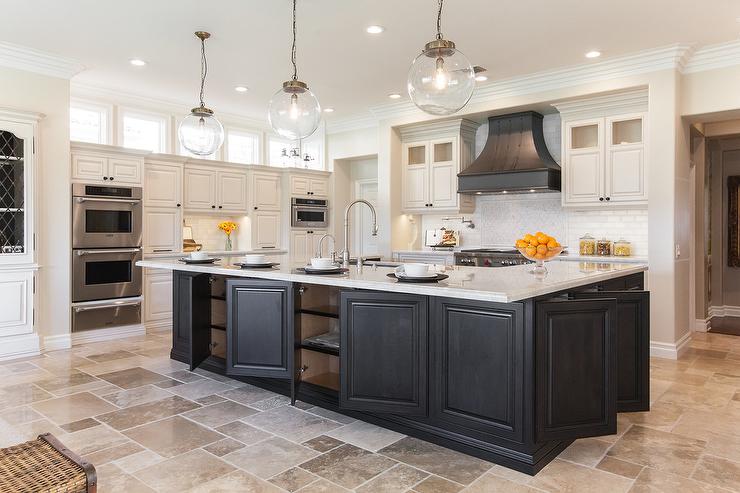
[243, 254, 266, 264]
[310, 257, 334, 269]
[190, 251, 208, 260]
[401, 263, 430, 277]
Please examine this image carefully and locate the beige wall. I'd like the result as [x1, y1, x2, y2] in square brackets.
[0, 68, 71, 342]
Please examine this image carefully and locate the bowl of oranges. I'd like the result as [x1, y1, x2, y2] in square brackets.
[515, 232, 563, 274]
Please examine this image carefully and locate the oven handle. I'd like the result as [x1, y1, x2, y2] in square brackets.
[74, 300, 141, 313]
[76, 197, 141, 204]
[76, 248, 141, 256]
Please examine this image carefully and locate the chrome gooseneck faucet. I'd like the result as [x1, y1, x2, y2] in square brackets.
[341, 199, 378, 268]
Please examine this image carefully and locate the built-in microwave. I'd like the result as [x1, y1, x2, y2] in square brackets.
[72, 183, 142, 249]
[291, 197, 329, 228]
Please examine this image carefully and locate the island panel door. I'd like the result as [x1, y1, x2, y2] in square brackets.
[431, 298, 525, 443]
[340, 291, 428, 415]
[573, 291, 650, 412]
[226, 279, 293, 379]
[172, 271, 212, 370]
[535, 298, 617, 442]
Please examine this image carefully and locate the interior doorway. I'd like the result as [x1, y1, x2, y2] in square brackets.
[332, 155, 379, 258]
[355, 179, 379, 256]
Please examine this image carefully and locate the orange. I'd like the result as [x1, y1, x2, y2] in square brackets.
[547, 239, 558, 248]
[536, 244, 547, 255]
[534, 253, 545, 260]
[536, 233, 549, 245]
[515, 239, 528, 249]
[523, 234, 534, 243]
[529, 239, 539, 247]
[525, 246, 537, 257]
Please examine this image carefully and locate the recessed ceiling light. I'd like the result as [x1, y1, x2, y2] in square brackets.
[129, 58, 147, 66]
[366, 25, 385, 34]
[323, 107, 335, 113]
[234, 85, 248, 93]
[585, 50, 601, 59]
[388, 93, 402, 99]
[475, 75, 488, 82]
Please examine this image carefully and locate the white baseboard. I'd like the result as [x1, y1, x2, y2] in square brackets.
[694, 318, 711, 332]
[650, 331, 692, 360]
[708, 305, 740, 318]
[0, 333, 41, 361]
[71, 324, 146, 346]
[145, 319, 172, 333]
[43, 333, 72, 351]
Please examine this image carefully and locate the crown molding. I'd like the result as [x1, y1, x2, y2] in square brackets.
[368, 44, 692, 123]
[398, 118, 480, 140]
[551, 88, 649, 117]
[0, 107, 46, 123]
[0, 41, 83, 79]
[325, 112, 378, 134]
[71, 81, 271, 130]
[683, 39, 740, 74]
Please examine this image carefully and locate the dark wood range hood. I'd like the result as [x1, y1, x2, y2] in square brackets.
[457, 111, 561, 194]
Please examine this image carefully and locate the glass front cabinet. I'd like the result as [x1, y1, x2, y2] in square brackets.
[0, 110, 40, 344]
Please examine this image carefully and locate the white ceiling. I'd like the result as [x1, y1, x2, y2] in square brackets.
[2, 0, 738, 122]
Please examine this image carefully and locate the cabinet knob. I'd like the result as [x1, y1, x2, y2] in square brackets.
[211, 205, 216, 209]
[599, 197, 604, 202]
[254, 207, 258, 210]
[176, 203, 181, 207]
[103, 176, 109, 180]
[109, 177, 114, 181]
[605, 197, 611, 201]
[218, 205, 223, 209]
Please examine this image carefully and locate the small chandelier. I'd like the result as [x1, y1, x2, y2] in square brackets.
[407, 0, 475, 115]
[178, 31, 224, 156]
[268, 0, 321, 140]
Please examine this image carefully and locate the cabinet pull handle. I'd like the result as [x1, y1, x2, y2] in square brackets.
[261, 246, 275, 249]
[153, 249, 172, 253]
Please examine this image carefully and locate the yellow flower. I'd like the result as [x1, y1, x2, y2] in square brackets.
[218, 221, 238, 236]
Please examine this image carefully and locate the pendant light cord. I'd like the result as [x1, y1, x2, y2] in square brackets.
[199, 36, 207, 107]
[436, 0, 444, 40]
[291, 0, 298, 80]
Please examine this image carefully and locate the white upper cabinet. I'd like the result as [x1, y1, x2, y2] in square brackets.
[144, 163, 182, 208]
[252, 211, 281, 249]
[183, 165, 248, 213]
[400, 119, 478, 214]
[554, 90, 648, 208]
[71, 144, 146, 185]
[289, 174, 329, 197]
[250, 171, 281, 211]
[143, 208, 181, 254]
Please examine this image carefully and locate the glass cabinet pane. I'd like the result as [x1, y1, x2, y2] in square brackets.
[0, 130, 25, 254]
[612, 118, 642, 145]
[571, 124, 599, 149]
[407, 145, 426, 166]
[433, 142, 453, 162]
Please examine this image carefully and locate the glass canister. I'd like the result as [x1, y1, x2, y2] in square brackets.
[596, 238, 612, 256]
[579, 234, 596, 256]
[613, 238, 632, 257]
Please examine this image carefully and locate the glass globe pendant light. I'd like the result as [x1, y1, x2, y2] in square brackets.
[407, 0, 475, 116]
[178, 31, 224, 156]
[268, 0, 321, 140]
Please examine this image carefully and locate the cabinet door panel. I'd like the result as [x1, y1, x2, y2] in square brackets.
[253, 212, 280, 249]
[251, 172, 281, 210]
[144, 271, 173, 322]
[340, 291, 428, 415]
[218, 171, 248, 212]
[172, 271, 211, 369]
[145, 164, 182, 207]
[431, 298, 524, 442]
[184, 168, 217, 210]
[290, 231, 310, 265]
[566, 152, 602, 203]
[109, 157, 142, 184]
[574, 291, 649, 412]
[290, 176, 310, 196]
[309, 177, 328, 197]
[535, 299, 617, 442]
[143, 208, 181, 254]
[607, 147, 645, 202]
[226, 279, 292, 379]
[72, 155, 107, 181]
[404, 167, 429, 209]
[430, 162, 456, 208]
[0, 270, 33, 337]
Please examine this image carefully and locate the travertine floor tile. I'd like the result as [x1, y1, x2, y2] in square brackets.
[658, 382, 736, 412]
[85, 349, 138, 362]
[691, 454, 740, 491]
[123, 415, 223, 458]
[304, 405, 356, 425]
[166, 378, 235, 400]
[189, 469, 284, 492]
[326, 419, 405, 452]
[0, 383, 53, 409]
[134, 448, 236, 493]
[596, 456, 644, 479]
[182, 400, 258, 428]
[412, 475, 465, 493]
[557, 437, 612, 467]
[463, 472, 541, 492]
[31, 392, 117, 424]
[671, 409, 740, 441]
[295, 478, 349, 492]
[243, 405, 343, 442]
[84, 441, 144, 466]
[203, 437, 246, 457]
[300, 443, 397, 489]
[269, 467, 319, 492]
[97, 367, 172, 389]
[215, 420, 272, 445]
[219, 384, 276, 405]
[96, 395, 200, 430]
[223, 436, 319, 478]
[629, 466, 728, 492]
[355, 463, 428, 493]
[59, 417, 100, 433]
[100, 384, 173, 408]
[97, 463, 155, 493]
[529, 459, 633, 493]
[623, 402, 685, 431]
[60, 424, 129, 456]
[0, 405, 43, 425]
[302, 435, 345, 453]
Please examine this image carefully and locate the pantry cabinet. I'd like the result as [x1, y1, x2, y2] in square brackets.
[71, 143, 146, 185]
[400, 119, 478, 214]
[555, 90, 648, 208]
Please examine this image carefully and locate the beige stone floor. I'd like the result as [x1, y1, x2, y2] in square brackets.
[0, 331, 738, 492]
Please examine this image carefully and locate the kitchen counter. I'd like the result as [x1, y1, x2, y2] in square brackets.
[138, 256, 646, 303]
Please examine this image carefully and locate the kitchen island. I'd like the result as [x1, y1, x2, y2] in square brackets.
[138, 257, 649, 474]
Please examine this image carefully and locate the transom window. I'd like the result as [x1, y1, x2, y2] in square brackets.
[226, 129, 260, 164]
[120, 109, 169, 153]
[70, 101, 110, 144]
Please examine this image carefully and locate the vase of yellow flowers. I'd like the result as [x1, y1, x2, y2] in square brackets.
[218, 221, 238, 251]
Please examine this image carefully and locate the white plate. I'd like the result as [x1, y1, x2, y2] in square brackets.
[304, 265, 340, 271]
[395, 271, 437, 279]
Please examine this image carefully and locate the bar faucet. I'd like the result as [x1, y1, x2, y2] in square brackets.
[316, 233, 337, 263]
[341, 199, 378, 268]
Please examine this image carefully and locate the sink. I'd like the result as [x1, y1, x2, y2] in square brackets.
[362, 261, 401, 268]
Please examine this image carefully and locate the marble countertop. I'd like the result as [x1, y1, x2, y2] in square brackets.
[138, 256, 647, 303]
[144, 249, 288, 259]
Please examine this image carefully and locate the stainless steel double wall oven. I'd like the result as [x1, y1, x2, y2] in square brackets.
[71, 184, 143, 331]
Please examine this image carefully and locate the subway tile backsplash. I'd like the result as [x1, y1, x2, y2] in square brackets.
[184, 214, 249, 252]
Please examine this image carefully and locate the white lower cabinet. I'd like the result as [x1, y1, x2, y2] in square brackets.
[252, 211, 281, 250]
[290, 230, 328, 265]
[143, 208, 181, 254]
[144, 269, 172, 329]
[0, 270, 34, 337]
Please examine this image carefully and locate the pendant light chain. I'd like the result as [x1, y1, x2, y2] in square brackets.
[291, 0, 298, 80]
[199, 35, 208, 108]
[436, 0, 444, 40]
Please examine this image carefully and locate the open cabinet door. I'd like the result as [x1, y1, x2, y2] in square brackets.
[172, 271, 212, 371]
[535, 298, 617, 442]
